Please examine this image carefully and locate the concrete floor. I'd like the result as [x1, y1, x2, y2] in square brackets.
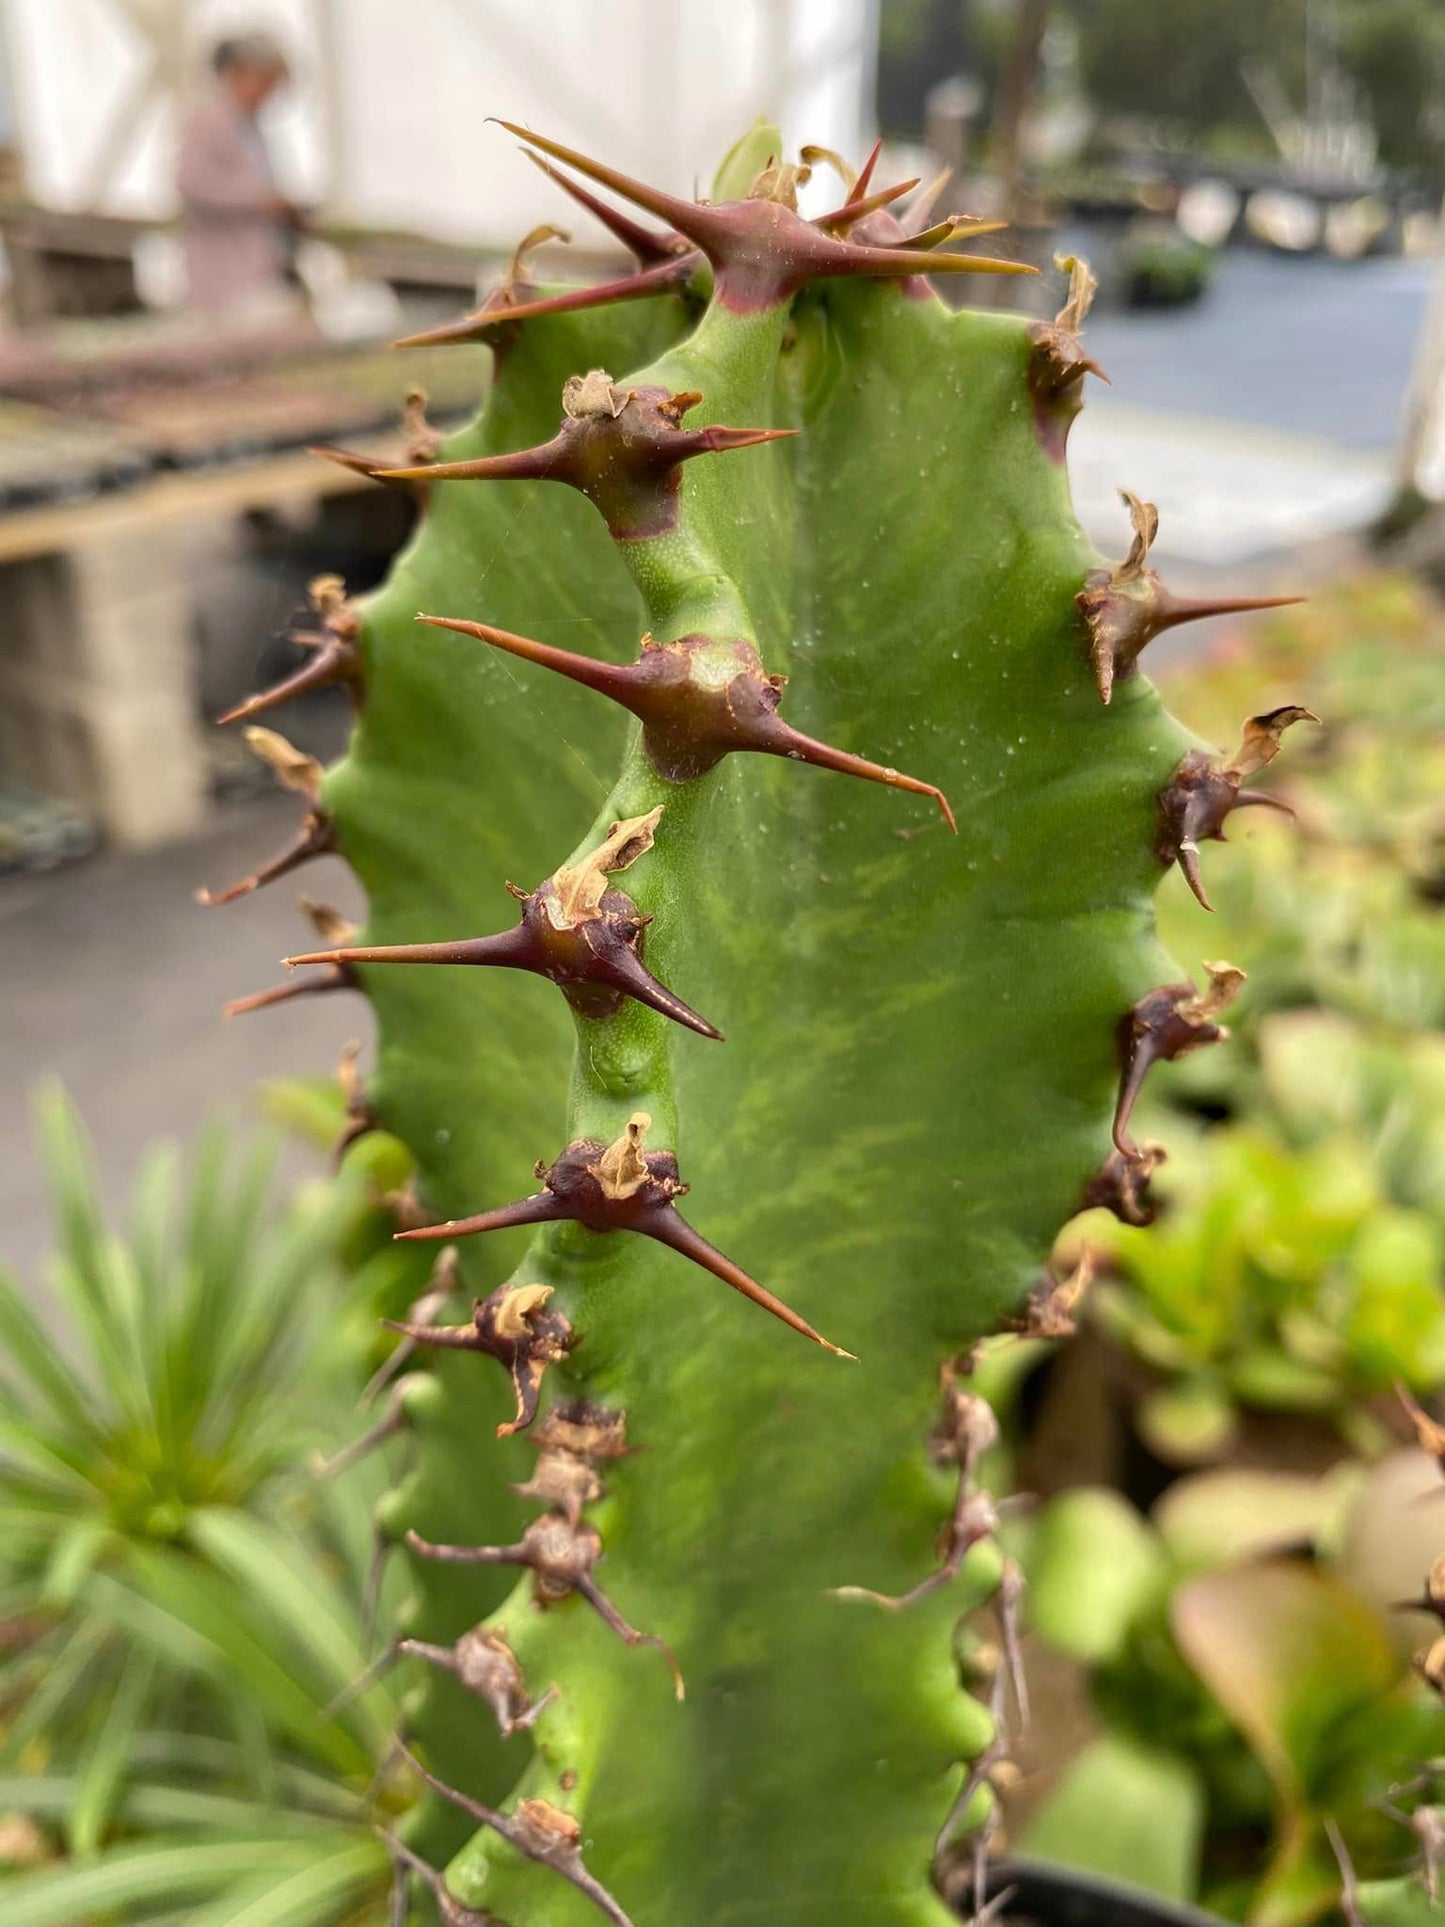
[0, 792, 370, 1284]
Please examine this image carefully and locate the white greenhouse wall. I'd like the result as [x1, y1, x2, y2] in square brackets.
[4, 0, 877, 249]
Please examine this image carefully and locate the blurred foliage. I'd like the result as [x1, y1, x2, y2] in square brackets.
[1072, 0, 1303, 145]
[877, 0, 972, 137]
[1022, 1464, 1445, 1924]
[1119, 222, 1217, 308]
[876, 0, 1445, 177]
[1073, 0, 1445, 174]
[1338, 1, 1445, 178]
[0, 1087, 412, 1921]
[1070, 578, 1445, 1466]
[1013, 578, 1445, 1923]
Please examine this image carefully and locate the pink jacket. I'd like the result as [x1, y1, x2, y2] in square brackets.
[177, 87, 287, 310]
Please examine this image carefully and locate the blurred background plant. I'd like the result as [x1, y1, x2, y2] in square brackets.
[1063, 578, 1445, 1479]
[0, 1087, 437, 1923]
[966, 579, 1445, 1926]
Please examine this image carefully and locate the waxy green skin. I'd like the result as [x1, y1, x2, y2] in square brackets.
[315, 149, 1195, 1924]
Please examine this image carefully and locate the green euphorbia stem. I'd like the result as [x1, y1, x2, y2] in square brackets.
[206, 126, 1305, 1925]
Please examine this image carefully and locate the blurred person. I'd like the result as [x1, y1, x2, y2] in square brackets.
[177, 33, 301, 313]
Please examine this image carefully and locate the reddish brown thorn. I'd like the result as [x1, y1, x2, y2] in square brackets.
[403, 1530, 527, 1568]
[1152, 591, 1307, 637]
[642, 1208, 854, 1358]
[299, 909, 722, 1038]
[524, 151, 691, 267]
[309, 442, 427, 502]
[392, 254, 697, 350]
[850, 139, 883, 203]
[1157, 707, 1318, 908]
[395, 1189, 567, 1244]
[1079, 493, 1305, 702]
[199, 726, 336, 904]
[196, 811, 335, 907]
[217, 579, 362, 725]
[398, 1112, 852, 1357]
[377, 378, 792, 540]
[417, 619, 952, 825]
[1233, 788, 1295, 817]
[228, 899, 358, 1018]
[776, 227, 1035, 298]
[360, 1529, 390, 1657]
[217, 635, 360, 725]
[396, 1742, 635, 1927]
[288, 802, 721, 1040]
[376, 1317, 483, 1352]
[494, 121, 1034, 311]
[391, 219, 572, 349]
[492, 118, 726, 242]
[383, 1278, 574, 1436]
[1079, 1141, 1167, 1226]
[1412, 1807, 1445, 1904]
[936, 1666, 1009, 1865]
[1113, 963, 1244, 1157]
[406, 1513, 684, 1700]
[767, 718, 956, 830]
[935, 1572, 1025, 1903]
[415, 612, 639, 701]
[814, 175, 920, 231]
[318, 1642, 401, 1724]
[222, 962, 352, 1019]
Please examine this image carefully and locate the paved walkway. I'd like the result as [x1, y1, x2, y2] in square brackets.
[0, 795, 369, 1283]
[1071, 401, 1391, 569]
[1055, 241, 1420, 568]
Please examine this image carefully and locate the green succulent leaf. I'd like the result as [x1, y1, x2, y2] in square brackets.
[1358, 1877, 1445, 1926]
[1171, 1560, 1400, 1809]
[1022, 1732, 1206, 1903]
[1028, 1488, 1170, 1663]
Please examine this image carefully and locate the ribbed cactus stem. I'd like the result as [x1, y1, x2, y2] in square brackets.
[206, 123, 1312, 1925]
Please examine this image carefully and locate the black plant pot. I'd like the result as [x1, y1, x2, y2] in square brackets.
[977, 1859, 1226, 1926]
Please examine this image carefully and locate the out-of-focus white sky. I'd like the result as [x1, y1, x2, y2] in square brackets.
[4, 0, 877, 247]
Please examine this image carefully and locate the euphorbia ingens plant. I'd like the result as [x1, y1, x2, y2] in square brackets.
[208, 121, 1310, 1924]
